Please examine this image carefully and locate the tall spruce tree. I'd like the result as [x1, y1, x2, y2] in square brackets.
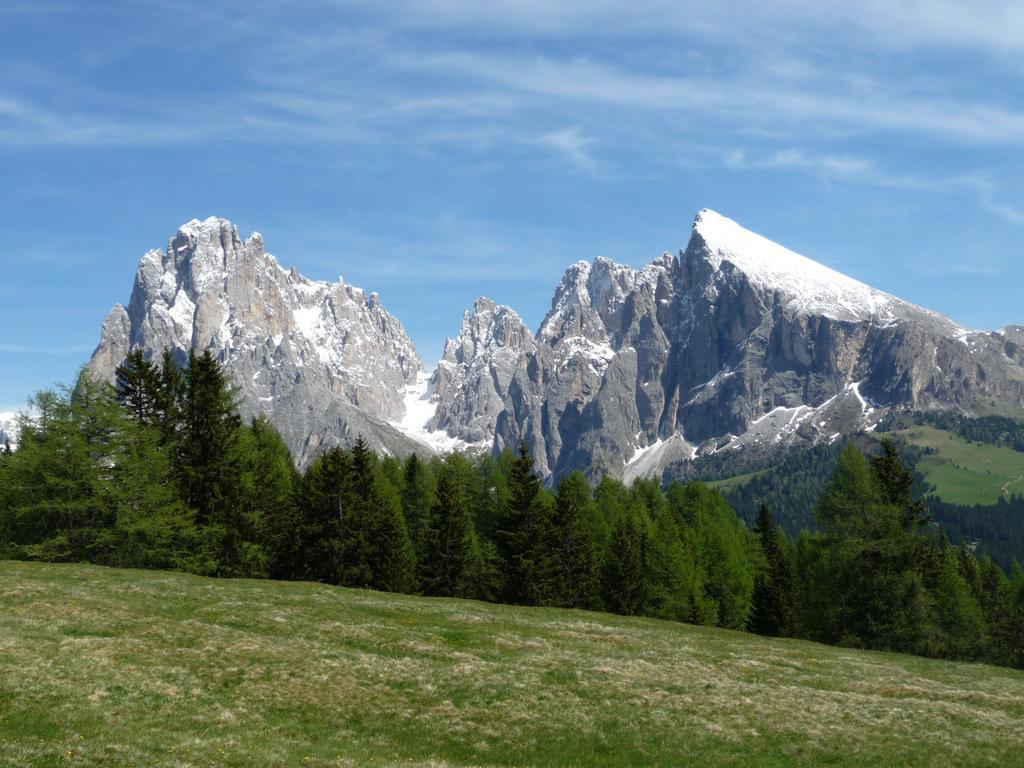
[297, 447, 351, 584]
[814, 443, 933, 652]
[239, 416, 298, 579]
[401, 453, 435, 553]
[177, 350, 245, 573]
[603, 502, 650, 616]
[343, 436, 415, 593]
[418, 458, 480, 597]
[115, 349, 162, 427]
[749, 504, 795, 637]
[549, 471, 601, 609]
[156, 349, 184, 446]
[495, 442, 554, 605]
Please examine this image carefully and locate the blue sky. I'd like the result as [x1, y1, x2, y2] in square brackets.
[3, 1, 1024, 411]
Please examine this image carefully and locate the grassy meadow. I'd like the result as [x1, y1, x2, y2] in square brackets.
[887, 425, 1024, 504]
[2, 561, 1023, 767]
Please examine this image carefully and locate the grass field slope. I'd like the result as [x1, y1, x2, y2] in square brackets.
[887, 425, 1024, 505]
[3, 562, 1024, 767]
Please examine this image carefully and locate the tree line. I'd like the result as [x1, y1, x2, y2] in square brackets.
[1, 350, 1023, 668]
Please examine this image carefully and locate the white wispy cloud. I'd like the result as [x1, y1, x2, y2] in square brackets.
[537, 126, 595, 170]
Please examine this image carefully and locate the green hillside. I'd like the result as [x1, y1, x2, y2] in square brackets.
[886, 425, 1024, 505]
[3, 562, 1023, 767]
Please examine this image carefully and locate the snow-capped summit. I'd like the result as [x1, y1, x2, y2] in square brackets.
[86, 210, 1024, 481]
[88, 217, 425, 465]
[690, 209, 962, 332]
[426, 208, 1024, 482]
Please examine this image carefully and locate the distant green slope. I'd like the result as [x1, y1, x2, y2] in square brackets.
[886, 424, 1024, 505]
[3, 562, 1023, 767]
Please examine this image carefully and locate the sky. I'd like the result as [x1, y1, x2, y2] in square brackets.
[3, 0, 1024, 411]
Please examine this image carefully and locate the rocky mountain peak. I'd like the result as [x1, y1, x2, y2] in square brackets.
[81, 210, 1024, 483]
[88, 217, 425, 466]
[441, 297, 535, 366]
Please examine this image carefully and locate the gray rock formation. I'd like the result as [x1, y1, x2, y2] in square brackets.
[425, 209, 1024, 482]
[87, 210, 1024, 482]
[87, 217, 427, 465]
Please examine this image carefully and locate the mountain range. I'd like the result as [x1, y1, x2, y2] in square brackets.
[85, 210, 1024, 482]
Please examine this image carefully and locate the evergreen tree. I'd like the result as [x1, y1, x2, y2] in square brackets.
[814, 443, 933, 653]
[603, 502, 650, 616]
[297, 447, 351, 584]
[337, 436, 379, 587]
[418, 458, 480, 597]
[871, 438, 927, 531]
[749, 504, 795, 637]
[495, 442, 555, 605]
[644, 502, 705, 622]
[115, 349, 162, 426]
[549, 472, 601, 609]
[177, 350, 241, 523]
[957, 543, 984, 603]
[401, 453, 435, 552]
[240, 416, 298, 579]
[343, 436, 415, 593]
[156, 349, 184, 446]
[177, 350, 245, 573]
[928, 547, 985, 659]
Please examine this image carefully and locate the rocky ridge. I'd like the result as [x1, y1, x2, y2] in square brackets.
[86, 211, 1024, 482]
[423, 210, 1024, 481]
[87, 217, 427, 465]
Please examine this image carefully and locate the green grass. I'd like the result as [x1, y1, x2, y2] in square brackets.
[707, 469, 767, 490]
[886, 425, 1024, 504]
[3, 562, 1024, 767]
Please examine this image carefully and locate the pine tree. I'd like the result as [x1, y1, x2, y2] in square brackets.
[749, 504, 795, 637]
[814, 443, 933, 653]
[177, 350, 241, 523]
[401, 453, 435, 552]
[603, 503, 650, 616]
[495, 442, 554, 605]
[115, 349, 162, 426]
[297, 447, 351, 584]
[957, 543, 984, 603]
[418, 459, 480, 597]
[645, 504, 704, 622]
[871, 438, 928, 531]
[337, 436, 378, 587]
[549, 472, 601, 609]
[240, 416, 298, 579]
[156, 349, 184, 446]
[370, 487, 416, 594]
[176, 350, 244, 573]
[342, 436, 415, 593]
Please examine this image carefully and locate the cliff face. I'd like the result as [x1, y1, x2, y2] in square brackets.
[87, 217, 425, 465]
[88, 211, 1024, 481]
[427, 210, 1024, 482]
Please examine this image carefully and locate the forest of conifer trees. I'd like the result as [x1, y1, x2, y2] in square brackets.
[2, 351, 1023, 668]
